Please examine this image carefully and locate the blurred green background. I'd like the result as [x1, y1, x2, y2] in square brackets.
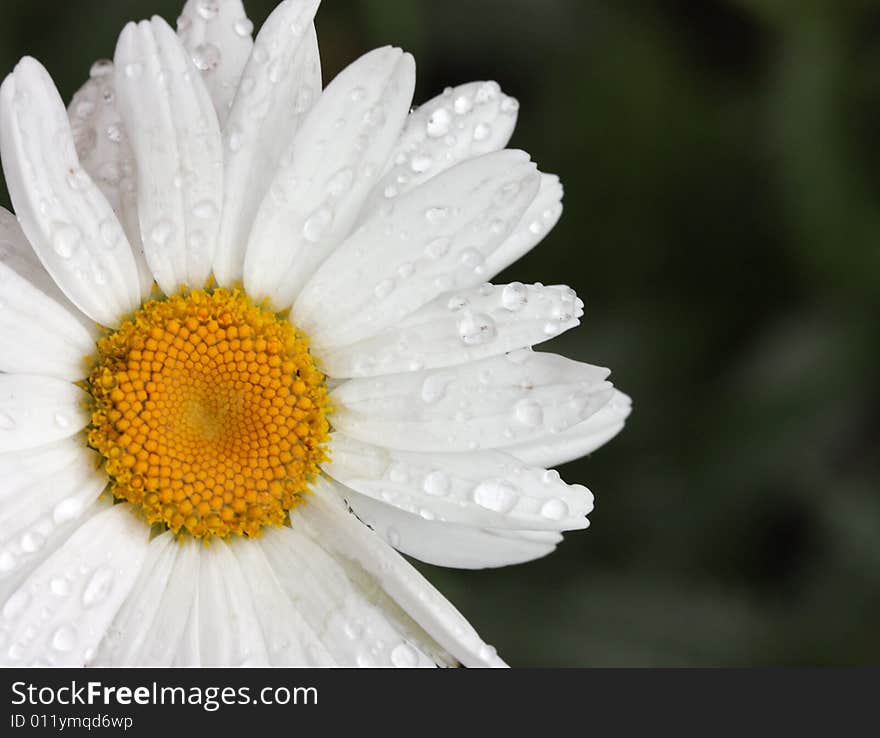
[2, 0, 879, 666]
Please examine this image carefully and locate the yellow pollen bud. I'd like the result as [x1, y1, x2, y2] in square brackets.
[86, 288, 330, 539]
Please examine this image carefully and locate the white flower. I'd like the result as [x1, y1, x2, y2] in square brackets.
[0, 0, 631, 667]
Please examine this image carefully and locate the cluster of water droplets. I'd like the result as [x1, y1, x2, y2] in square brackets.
[375, 80, 519, 206]
[1, 526, 126, 665]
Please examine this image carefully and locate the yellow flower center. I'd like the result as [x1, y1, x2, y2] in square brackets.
[86, 288, 330, 539]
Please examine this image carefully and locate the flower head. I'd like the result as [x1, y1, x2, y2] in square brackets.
[0, 0, 630, 666]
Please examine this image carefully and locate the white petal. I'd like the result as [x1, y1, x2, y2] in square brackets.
[0, 58, 143, 326]
[177, 0, 254, 126]
[214, 0, 322, 286]
[324, 433, 592, 532]
[259, 514, 448, 667]
[228, 539, 336, 666]
[245, 46, 416, 309]
[343, 487, 561, 569]
[0, 504, 150, 666]
[0, 442, 107, 604]
[114, 17, 223, 294]
[301, 480, 506, 666]
[0, 374, 90, 452]
[330, 350, 614, 453]
[361, 81, 518, 217]
[318, 282, 583, 378]
[195, 539, 270, 666]
[295, 150, 540, 348]
[484, 173, 563, 279]
[0, 262, 95, 379]
[505, 389, 632, 467]
[0, 206, 97, 333]
[68, 66, 155, 297]
[92, 532, 199, 666]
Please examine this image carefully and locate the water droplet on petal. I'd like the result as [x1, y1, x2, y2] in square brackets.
[420, 375, 450, 404]
[457, 312, 497, 346]
[234, 18, 254, 37]
[453, 95, 473, 114]
[423, 470, 451, 497]
[150, 220, 175, 247]
[82, 567, 114, 608]
[50, 578, 71, 597]
[124, 63, 143, 79]
[302, 206, 334, 243]
[514, 399, 543, 427]
[541, 498, 569, 521]
[51, 624, 77, 652]
[424, 207, 448, 224]
[20, 531, 45, 554]
[425, 238, 451, 260]
[89, 59, 114, 79]
[373, 279, 395, 299]
[52, 224, 81, 259]
[53, 498, 84, 525]
[0, 412, 16, 430]
[473, 122, 492, 141]
[391, 642, 419, 667]
[426, 108, 452, 138]
[192, 200, 218, 220]
[473, 479, 519, 513]
[501, 282, 528, 311]
[410, 154, 432, 173]
[192, 43, 221, 72]
[196, 0, 220, 20]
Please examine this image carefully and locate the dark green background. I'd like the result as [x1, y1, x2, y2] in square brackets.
[2, 0, 878, 666]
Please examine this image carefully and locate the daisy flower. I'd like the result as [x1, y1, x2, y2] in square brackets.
[0, 0, 631, 667]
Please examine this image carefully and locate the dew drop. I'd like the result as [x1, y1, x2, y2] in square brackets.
[457, 312, 497, 346]
[234, 18, 254, 37]
[51, 624, 77, 652]
[473, 122, 492, 141]
[424, 207, 448, 224]
[54, 413, 70, 429]
[424, 238, 451, 260]
[50, 578, 71, 597]
[389, 463, 409, 484]
[423, 470, 451, 497]
[53, 498, 84, 525]
[52, 224, 81, 259]
[302, 206, 333, 243]
[150, 220, 175, 247]
[420, 374, 450, 404]
[410, 154, 432, 173]
[473, 479, 519, 513]
[124, 63, 143, 79]
[501, 97, 520, 113]
[20, 531, 45, 554]
[0, 412, 15, 430]
[514, 399, 543, 427]
[192, 42, 221, 72]
[326, 167, 354, 197]
[99, 219, 121, 249]
[501, 282, 528, 311]
[192, 200, 218, 220]
[196, 0, 220, 20]
[83, 566, 114, 608]
[89, 59, 114, 79]
[373, 279, 394, 299]
[391, 642, 419, 667]
[541, 498, 569, 521]
[426, 108, 452, 138]
[453, 95, 473, 114]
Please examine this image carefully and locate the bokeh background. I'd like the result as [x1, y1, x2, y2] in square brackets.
[1, 0, 878, 666]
